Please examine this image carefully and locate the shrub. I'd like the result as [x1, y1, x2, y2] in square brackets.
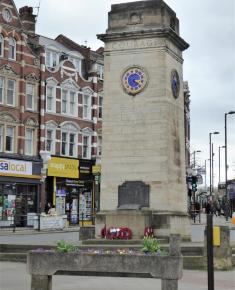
[56, 240, 76, 253]
[141, 236, 161, 254]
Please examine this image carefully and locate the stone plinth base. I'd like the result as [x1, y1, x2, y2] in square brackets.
[95, 210, 191, 240]
[152, 211, 191, 241]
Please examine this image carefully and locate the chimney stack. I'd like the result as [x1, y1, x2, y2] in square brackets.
[19, 6, 36, 35]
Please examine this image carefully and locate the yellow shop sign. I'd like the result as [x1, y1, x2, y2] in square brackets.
[48, 157, 79, 178]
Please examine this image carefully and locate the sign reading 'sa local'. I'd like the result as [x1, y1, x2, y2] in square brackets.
[0, 159, 32, 176]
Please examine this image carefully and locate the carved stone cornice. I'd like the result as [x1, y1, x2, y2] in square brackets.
[0, 64, 18, 77]
[25, 72, 39, 82]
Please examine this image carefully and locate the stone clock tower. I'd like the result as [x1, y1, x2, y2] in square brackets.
[96, 0, 191, 239]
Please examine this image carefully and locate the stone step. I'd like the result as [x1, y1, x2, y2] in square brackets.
[0, 252, 26, 262]
[0, 244, 54, 253]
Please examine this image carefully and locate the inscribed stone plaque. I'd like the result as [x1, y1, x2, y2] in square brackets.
[118, 181, 149, 209]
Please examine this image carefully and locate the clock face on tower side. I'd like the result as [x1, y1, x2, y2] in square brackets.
[171, 69, 180, 99]
[122, 66, 148, 95]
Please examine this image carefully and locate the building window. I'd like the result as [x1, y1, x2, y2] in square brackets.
[0, 76, 3, 104]
[26, 83, 35, 111]
[97, 135, 102, 156]
[69, 57, 81, 73]
[45, 128, 55, 154]
[98, 95, 103, 119]
[25, 128, 34, 155]
[46, 86, 55, 112]
[61, 89, 67, 114]
[97, 64, 104, 80]
[7, 79, 15, 106]
[46, 50, 58, 68]
[61, 89, 77, 116]
[0, 125, 3, 151]
[5, 126, 14, 152]
[83, 94, 91, 120]
[83, 135, 91, 159]
[8, 37, 16, 60]
[61, 132, 67, 156]
[61, 131, 77, 157]
[2, 8, 12, 23]
[0, 77, 16, 106]
[0, 34, 3, 57]
[69, 133, 76, 156]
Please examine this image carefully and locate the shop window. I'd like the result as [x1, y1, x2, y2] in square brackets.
[5, 126, 14, 152]
[0, 34, 3, 57]
[25, 128, 34, 155]
[8, 37, 16, 60]
[46, 85, 56, 112]
[0, 184, 16, 222]
[26, 83, 35, 111]
[83, 94, 91, 120]
[83, 134, 91, 159]
[98, 94, 103, 119]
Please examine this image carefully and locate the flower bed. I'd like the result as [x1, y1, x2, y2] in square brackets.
[27, 235, 182, 290]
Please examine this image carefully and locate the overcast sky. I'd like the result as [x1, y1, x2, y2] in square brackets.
[14, 0, 235, 186]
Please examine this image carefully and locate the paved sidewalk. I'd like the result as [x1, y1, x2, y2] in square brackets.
[0, 262, 234, 290]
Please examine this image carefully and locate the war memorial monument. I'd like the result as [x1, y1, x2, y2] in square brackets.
[96, 0, 191, 239]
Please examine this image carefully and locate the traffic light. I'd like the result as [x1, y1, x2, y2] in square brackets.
[191, 175, 198, 192]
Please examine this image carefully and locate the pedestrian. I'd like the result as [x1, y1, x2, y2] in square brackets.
[45, 202, 52, 214]
[205, 202, 211, 214]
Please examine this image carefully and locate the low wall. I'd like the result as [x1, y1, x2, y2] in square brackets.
[27, 235, 183, 290]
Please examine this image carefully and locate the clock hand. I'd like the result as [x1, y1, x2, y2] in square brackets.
[134, 79, 141, 84]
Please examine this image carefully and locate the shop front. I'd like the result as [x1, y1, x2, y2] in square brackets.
[0, 158, 42, 227]
[47, 157, 95, 226]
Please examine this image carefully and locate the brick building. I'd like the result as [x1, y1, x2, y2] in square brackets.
[0, 0, 103, 226]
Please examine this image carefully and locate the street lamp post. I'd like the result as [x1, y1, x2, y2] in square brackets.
[209, 132, 219, 197]
[219, 146, 225, 183]
[39, 150, 51, 212]
[225, 111, 235, 199]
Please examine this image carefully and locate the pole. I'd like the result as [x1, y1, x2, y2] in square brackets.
[212, 143, 214, 193]
[207, 214, 214, 290]
[205, 160, 207, 190]
[193, 151, 196, 168]
[219, 146, 221, 183]
[209, 133, 212, 196]
[225, 114, 228, 198]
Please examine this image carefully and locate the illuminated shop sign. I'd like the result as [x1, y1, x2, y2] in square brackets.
[0, 158, 32, 176]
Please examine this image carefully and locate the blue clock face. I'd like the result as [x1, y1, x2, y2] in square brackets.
[122, 66, 147, 95]
[171, 69, 180, 98]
